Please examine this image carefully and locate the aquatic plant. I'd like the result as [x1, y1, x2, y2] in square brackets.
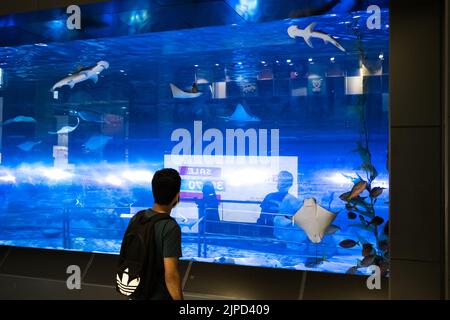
[338, 16, 389, 276]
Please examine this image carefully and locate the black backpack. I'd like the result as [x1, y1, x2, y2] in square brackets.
[115, 210, 174, 300]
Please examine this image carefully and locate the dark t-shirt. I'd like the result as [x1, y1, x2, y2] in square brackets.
[258, 191, 288, 225]
[133, 209, 182, 300]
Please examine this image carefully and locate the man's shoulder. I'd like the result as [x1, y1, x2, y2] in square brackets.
[157, 216, 180, 233]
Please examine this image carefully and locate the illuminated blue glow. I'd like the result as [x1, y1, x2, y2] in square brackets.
[233, 0, 259, 20]
[0, 16, 15, 28]
[0, 7, 390, 275]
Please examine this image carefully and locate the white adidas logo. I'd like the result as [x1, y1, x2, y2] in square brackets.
[116, 268, 140, 296]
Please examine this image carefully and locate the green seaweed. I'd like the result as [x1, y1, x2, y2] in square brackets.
[340, 18, 389, 276]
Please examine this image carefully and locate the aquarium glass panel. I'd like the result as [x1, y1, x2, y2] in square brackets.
[0, 1, 389, 275]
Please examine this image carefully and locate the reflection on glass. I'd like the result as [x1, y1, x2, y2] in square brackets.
[0, 3, 389, 276]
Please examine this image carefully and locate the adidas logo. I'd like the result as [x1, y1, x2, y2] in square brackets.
[116, 268, 140, 296]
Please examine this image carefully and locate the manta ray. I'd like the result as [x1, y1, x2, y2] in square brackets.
[82, 135, 112, 152]
[17, 141, 41, 152]
[50, 60, 109, 92]
[293, 198, 337, 243]
[48, 117, 80, 135]
[2, 116, 36, 125]
[288, 23, 346, 52]
[70, 110, 105, 123]
[221, 104, 260, 122]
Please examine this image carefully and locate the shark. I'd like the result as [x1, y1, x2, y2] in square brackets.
[2, 116, 36, 125]
[50, 60, 110, 92]
[48, 117, 80, 135]
[287, 23, 346, 52]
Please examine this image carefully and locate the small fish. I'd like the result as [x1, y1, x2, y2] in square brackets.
[304, 257, 326, 268]
[347, 212, 357, 220]
[17, 140, 42, 152]
[368, 216, 384, 226]
[325, 224, 341, 235]
[362, 243, 374, 257]
[346, 266, 360, 274]
[339, 239, 359, 248]
[339, 191, 351, 201]
[348, 180, 367, 200]
[3, 116, 36, 125]
[358, 255, 377, 268]
[370, 187, 385, 198]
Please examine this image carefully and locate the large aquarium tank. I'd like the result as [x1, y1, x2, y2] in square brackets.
[0, 0, 389, 276]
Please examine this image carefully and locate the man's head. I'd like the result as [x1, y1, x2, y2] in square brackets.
[152, 168, 181, 207]
[277, 171, 294, 193]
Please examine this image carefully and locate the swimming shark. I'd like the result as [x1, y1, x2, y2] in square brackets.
[50, 61, 110, 92]
[2, 116, 36, 125]
[287, 23, 346, 52]
[48, 117, 80, 135]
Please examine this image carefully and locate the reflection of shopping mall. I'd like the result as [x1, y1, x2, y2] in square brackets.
[0, 0, 448, 301]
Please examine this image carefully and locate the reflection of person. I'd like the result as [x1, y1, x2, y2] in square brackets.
[199, 181, 220, 233]
[257, 171, 296, 237]
[191, 82, 199, 93]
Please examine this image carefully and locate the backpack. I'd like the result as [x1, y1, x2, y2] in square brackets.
[115, 209, 174, 300]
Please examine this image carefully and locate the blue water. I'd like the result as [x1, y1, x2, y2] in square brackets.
[0, 9, 389, 275]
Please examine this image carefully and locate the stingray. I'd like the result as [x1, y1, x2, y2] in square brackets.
[170, 83, 203, 99]
[3, 116, 36, 125]
[82, 135, 112, 152]
[221, 104, 260, 122]
[17, 140, 41, 152]
[293, 198, 337, 243]
[48, 117, 80, 135]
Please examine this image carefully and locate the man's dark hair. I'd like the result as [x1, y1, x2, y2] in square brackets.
[152, 168, 181, 205]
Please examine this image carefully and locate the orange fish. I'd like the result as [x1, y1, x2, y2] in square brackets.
[370, 187, 385, 198]
[348, 181, 367, 200]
